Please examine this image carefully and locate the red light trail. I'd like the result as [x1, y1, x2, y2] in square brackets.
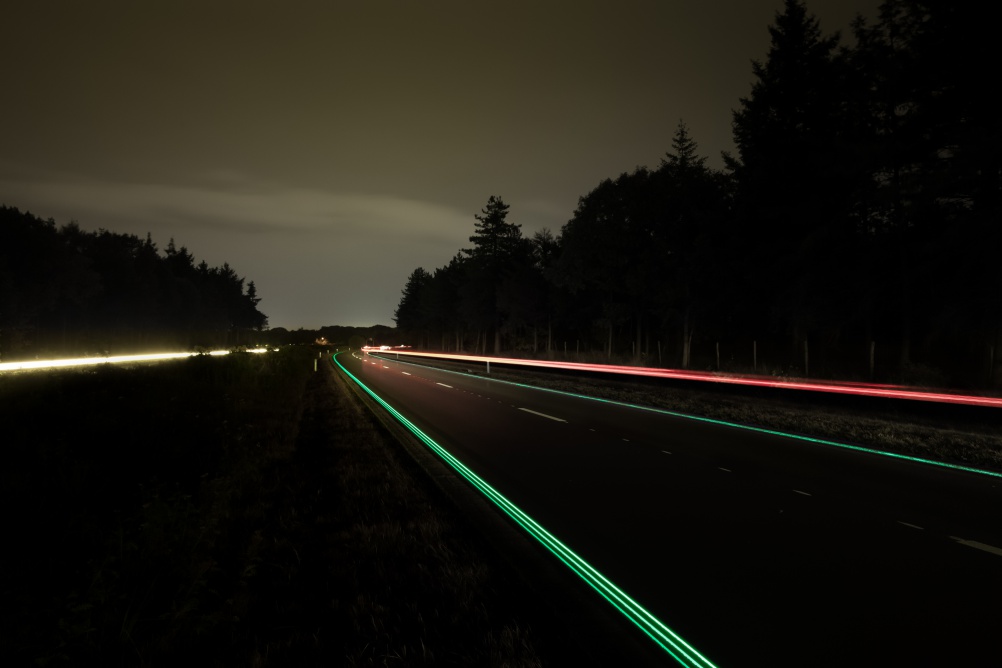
[362, 348, 1002, 409]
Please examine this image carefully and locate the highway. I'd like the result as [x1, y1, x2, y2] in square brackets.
[335, 350, 1002, 666]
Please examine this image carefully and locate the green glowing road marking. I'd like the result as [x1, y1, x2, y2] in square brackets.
[333, 352, 718, 668]
[370, 353, 1002, 480]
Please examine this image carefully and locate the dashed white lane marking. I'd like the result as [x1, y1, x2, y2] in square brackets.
[623, 438, 630, 442]
[662, 450, 672, 455]
[950, 536, 1002, 558]
[436, 382, 453, 389]
[518, 408, 567, 423]
[589, 428, 596, 432]
[382, 365, 389, 368]
[718, 467, 732, 473]
[402, 372, 411, 375]
[792, 489, 812, 497]
[897, 521, 924, 530]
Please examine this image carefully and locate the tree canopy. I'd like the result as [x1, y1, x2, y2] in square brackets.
[0, 205, 267, 360]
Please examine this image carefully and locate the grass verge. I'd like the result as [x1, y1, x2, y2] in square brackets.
[1, 347, 576, 666]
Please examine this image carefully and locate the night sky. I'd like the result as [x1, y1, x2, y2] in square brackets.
[2, 1, 877, 329]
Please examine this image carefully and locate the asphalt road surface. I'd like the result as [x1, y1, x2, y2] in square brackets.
[336, 351, 1002, 667]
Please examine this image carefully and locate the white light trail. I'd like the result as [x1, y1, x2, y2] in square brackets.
[0, 349, 269, 373]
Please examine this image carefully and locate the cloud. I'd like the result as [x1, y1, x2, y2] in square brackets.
[2, 171, 470, 239]
[1, 171, 475, 328]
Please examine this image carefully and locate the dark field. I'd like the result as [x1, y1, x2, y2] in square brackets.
[1, 348, 611, 667]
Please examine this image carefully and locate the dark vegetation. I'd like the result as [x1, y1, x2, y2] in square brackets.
[392, 0, 1000, 390]
[1, 348, 580, 666]
[0, 205, 267, 361]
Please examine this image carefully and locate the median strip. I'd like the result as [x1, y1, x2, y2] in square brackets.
[378, 357, 1002, 480]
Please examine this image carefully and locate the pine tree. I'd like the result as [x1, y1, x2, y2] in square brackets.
[727, 0, 855, 346]
[463, 195, 522, 270]
[460, 196, 525, 352]
[393, 267, 431, 343]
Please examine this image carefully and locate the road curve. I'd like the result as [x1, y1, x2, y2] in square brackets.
[336, 350, 1002, 667]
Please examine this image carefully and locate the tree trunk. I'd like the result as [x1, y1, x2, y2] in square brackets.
[635, 312, 642, 362]
[682, 309, 693, 370]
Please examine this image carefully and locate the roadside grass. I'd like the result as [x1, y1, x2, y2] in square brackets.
[528, 373, 1002, 471]
[1, 347, 548, 666]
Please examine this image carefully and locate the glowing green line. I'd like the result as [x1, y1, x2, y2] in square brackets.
[333, 352, 719, 668]
[371, 353, 1002, 480]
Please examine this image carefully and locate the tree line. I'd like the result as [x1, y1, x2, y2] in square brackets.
[0, 205, 267, 360]
[394, 0, 1000, 387]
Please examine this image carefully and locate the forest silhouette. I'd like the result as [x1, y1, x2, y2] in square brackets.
[0, 205, 267, 359]
[393, 1, 999, 388]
